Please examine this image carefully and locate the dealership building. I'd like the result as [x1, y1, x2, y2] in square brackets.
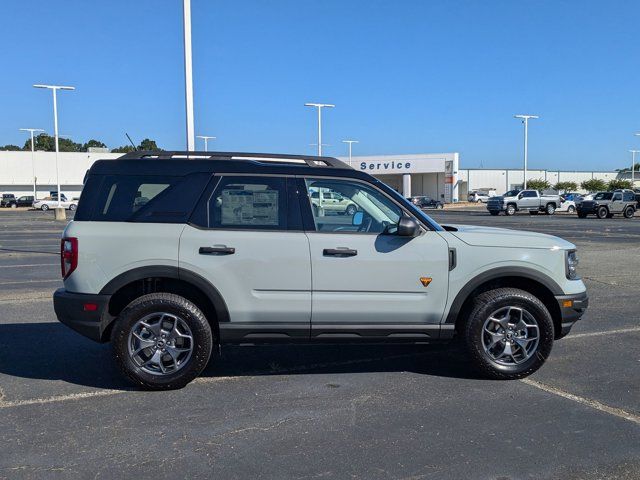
[0, 150, 626, 202]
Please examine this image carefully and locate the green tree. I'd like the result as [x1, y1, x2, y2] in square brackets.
[526, 179, 551, 191]
[82, 139, 107, 151]
[22, 133, 81, 152]
[138, 138, 160, 151]
[112, 145, 135, 153]
[0, 144, 22, 151]
[580, 178, 607, 192]
[553, 181, 578, 193]
[607, 179, 633, 190]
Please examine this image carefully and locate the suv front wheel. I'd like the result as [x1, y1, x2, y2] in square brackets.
[462, 288, 554, 380]
[111, 293, 213, 390]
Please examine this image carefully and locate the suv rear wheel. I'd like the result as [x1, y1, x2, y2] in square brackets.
[624, 206, 635, 219]
[111, 293, 213, 390]
[462, 288, 554, 380]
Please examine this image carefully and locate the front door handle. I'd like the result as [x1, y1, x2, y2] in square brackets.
[199, 246, 235, 255]
[323, 248, 357, 257]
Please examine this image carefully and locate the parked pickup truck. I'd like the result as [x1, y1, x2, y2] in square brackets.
[487, 190, 561, 216]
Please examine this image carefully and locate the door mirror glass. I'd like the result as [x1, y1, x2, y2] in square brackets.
[397, 217, 420, 237]
[352, 211, 364, 226]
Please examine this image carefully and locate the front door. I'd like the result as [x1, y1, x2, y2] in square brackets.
[179, 175, 311, 340]
[301, 177, 450, 338]
[610, 192, 624, 213]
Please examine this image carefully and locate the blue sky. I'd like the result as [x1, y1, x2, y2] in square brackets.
[1, 0, 639, 170]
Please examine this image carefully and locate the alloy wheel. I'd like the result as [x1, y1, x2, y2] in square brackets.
[481, 306, 540, 366]
[128, 312, 194, 375]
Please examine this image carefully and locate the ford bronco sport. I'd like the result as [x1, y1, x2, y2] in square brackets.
[54, 151, 588, 390]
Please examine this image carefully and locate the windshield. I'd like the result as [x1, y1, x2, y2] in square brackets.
[503, 190, 520, 197]
[594, 192, 613, 200]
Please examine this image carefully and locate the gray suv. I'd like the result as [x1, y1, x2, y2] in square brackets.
[577, 190, 636, 219]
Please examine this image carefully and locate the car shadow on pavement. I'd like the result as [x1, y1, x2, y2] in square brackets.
[0, 323, 482, 390]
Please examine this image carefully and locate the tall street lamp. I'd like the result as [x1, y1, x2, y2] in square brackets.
[183, 0, 195, 151]
[305, 103, 335, 156]
[342, 139, 359, 165]
[33, 84, 75, 207]
[19, 128, 45, 200]
[514, 114, 539, 190]
[196, 135, 216, 152]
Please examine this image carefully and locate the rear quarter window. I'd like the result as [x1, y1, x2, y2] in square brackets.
[75, 173, 211, 222]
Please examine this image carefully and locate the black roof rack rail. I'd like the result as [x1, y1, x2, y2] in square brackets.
[117, 150, 350, 169]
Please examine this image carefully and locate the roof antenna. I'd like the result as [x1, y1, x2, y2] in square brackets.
[125, 133, 138, 150]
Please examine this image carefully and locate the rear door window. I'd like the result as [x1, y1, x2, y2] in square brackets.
[189, 175, 301, 231]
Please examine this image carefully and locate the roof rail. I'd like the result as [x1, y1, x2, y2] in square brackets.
[117, 150, 350, 169]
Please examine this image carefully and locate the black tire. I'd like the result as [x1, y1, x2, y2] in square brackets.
[41, 204, 49, 211]
[567, 205, 576, 214]
[111, 293, 213, 390]
[529, 211, 539, 215]
[345, 204, 357, 216]
[596, 206, 608, 219]
[489, 211, 499, 216]
[462, 287, 554, 380]
[436, 203, 444, 210]
[69, 204, 77, 211]
[624, 207, 635, 219]
[545, 203, 556, 215]
[505, 204, 516, 216]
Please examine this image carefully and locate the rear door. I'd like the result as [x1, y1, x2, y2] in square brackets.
[300, 177, 450, 338]
[178, 175, 312, 340]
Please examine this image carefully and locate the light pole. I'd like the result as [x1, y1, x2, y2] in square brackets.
[19, 128, 45, 200]
[33, 84, 75, 207]
[629, 149, 639, 188]
[183, 0, 195, 151]
[342, 140, 359, 165]
[196, 135, 216, 152]
[305, 103, 335, 156]
[514, 114, 539, 190]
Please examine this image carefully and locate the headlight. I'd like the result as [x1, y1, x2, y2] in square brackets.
[566, 249, 579, 279]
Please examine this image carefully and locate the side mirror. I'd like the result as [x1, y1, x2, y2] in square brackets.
[352, 211, 364, 226]
[397, 217, 420, 237]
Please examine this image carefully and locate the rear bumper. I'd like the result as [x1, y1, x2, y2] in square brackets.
[555, 291, 589, 338]
[53, 288, 113, 342]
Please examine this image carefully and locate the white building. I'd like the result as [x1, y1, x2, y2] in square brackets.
[0, 150, 625, 202]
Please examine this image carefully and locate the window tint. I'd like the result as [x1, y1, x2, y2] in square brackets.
[522, 191, 537, 198]
[195, 176, 288, 230]
[82, 173, 210, 223]
[623, 192, 635, 201]
[612, 193, 622, 201]
[305, 178, 402, 234]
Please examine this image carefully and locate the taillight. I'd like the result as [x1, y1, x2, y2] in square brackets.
[61, 237, 78, 279]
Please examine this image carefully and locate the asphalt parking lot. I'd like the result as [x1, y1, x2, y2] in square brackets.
[0, 209, 639, 479]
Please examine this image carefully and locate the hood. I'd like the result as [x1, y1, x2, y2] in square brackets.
[442, 224, 575, 250]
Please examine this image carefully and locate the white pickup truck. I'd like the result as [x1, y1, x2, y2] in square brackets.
[486, 190, 562, 216]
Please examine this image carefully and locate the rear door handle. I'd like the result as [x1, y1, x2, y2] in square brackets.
[199, 246, 235, 255]
[323, 248, 357, 257]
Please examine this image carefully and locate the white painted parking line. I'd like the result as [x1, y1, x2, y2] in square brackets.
[0, 279, 60, 286]
[566, 327, 640, 339]
[0, 377, 238, 409]
[0, 263, 58, 269]
[521, 378, 640, 425]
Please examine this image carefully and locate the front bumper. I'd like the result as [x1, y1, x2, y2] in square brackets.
[555, 291, 589, 338]
[486, 203, 505, 212]
[53, 288, 113, 342]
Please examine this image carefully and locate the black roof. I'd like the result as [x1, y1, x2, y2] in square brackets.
[89, 150, 370, 180]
